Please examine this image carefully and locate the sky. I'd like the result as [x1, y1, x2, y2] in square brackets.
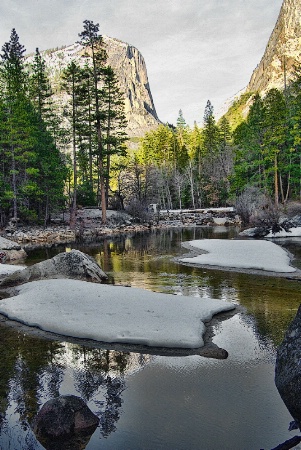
[0, 0, 283, 126]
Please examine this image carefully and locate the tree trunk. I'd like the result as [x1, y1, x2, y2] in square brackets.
[274, 153, 279, 206]
[11, 147, 18, 220]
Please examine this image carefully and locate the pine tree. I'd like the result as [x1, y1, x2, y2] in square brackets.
[29, 48, 52, 119]
[202, 100, 219, 155]
[1, 28, 26, 94]
[78, 19, 108, 222]
[101, 65, 128, 206]
[0, 29, 33, 220]
[62, 61, 84, 227]
[176, 109, 186, 129]
[0, 30, 66, 225]
[263, 88, 288, 205]
[232, 94, 266, 194]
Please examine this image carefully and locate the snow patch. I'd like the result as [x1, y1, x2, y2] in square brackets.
[266, 227, 301, 238]
[180, 239, 295, 273]
[0, 279, 235, 349]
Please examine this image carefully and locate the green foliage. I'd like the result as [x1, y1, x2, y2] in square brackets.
[2, 24, 301, 226]
[0, 29, 67, 226]
[221, 91, 253, 131]
[232, 86, 301, 204]
[128, 103, 234, 209]
[77, 181, 97, 206]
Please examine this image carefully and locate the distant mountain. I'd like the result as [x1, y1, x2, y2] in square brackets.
[27, 36, 160, 137]
[247, 0, 301, 94]
[222, 0, 301, 127]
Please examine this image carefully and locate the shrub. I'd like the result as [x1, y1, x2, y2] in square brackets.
[126, 199, 151, 223]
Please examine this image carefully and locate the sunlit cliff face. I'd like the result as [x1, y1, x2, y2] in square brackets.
[26, 37, 160, 138]
[247, 0, 301, 94]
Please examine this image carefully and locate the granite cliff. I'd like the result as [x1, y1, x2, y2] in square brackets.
[248, 0, 301, 94]
[28, 36, 160, 137]
[222, 0, 301, 126]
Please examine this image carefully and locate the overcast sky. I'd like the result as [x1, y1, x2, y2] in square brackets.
[0, 0, 283, 126]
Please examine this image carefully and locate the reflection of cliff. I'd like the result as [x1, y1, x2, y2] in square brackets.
[0, 326, 151, 448]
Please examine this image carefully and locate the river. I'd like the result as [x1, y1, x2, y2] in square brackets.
[0, 226, 301, 449]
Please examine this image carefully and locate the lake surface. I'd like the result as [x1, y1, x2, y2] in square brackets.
[1, 226, 301, 449]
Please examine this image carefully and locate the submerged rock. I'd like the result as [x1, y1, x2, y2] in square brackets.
[0, 249, 107, 287]
[275, 305, 301, 429]
[32, 395, 99, 450]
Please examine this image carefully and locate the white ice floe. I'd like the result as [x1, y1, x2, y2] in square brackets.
[266, 227, 301, 238]
[0, 279, 235, 349]
[180, 239, 296, 273]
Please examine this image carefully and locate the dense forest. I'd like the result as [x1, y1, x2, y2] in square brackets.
[0, 21, 301, 228]
[0, 21, 127, 227]
[123, 80, 301, 217]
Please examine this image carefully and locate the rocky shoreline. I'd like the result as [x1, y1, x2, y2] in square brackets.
[0, 208, 241, 251]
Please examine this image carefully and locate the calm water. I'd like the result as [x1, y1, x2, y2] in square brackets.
[0, 227, 301, 449]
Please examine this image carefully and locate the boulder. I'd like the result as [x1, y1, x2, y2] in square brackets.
[275, 304, 301, 428]
[0, 236, 27, 262]
[0, 249, 107, 287]
[33, 395, 99, 450]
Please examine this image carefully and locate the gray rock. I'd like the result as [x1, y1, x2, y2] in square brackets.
[0, 236, 21, 250]
[275, 305, 301, 428]
[33, 395, 99, 449]
[289, 215, 301, 227]
[0, 249, 107, 287]
[0, 236, 27, 262]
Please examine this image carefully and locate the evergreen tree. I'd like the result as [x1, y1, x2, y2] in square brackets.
[202, 100, 220, 155]
[62, 61, 83, 227]
[1, 28, 26, 93]
[201, 101, 226, 205]
[0, 30, 66, 225]
[101, 65, 128, 206]
[284, 70, 301, 200]
[176, 109, 186, 129]
[78, 19, 108, 222]
[263, 88, 288, 204]
[232, 94, 266, 193]
[29, 48, 52, 119]
[0, 29, 34, 220]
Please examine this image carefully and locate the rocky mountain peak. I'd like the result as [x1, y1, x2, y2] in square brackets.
[247, 0, 301, 94]
[27, 36, 160, 137]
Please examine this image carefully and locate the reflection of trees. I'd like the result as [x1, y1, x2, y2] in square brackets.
[8, 335, 65, 424]
[99, 376, 125, 438]
[71, 347, 130, 437]
[230, 273, 301, 346]
[0, 325, 66, 449]
[0, 324, 151, 448]
[0, 325, 64, 421]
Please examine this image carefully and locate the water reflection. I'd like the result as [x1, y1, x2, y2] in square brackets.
[25, 228, 301, 346]
[0, 322, 151, 449]
[1, 227, 301, 448]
